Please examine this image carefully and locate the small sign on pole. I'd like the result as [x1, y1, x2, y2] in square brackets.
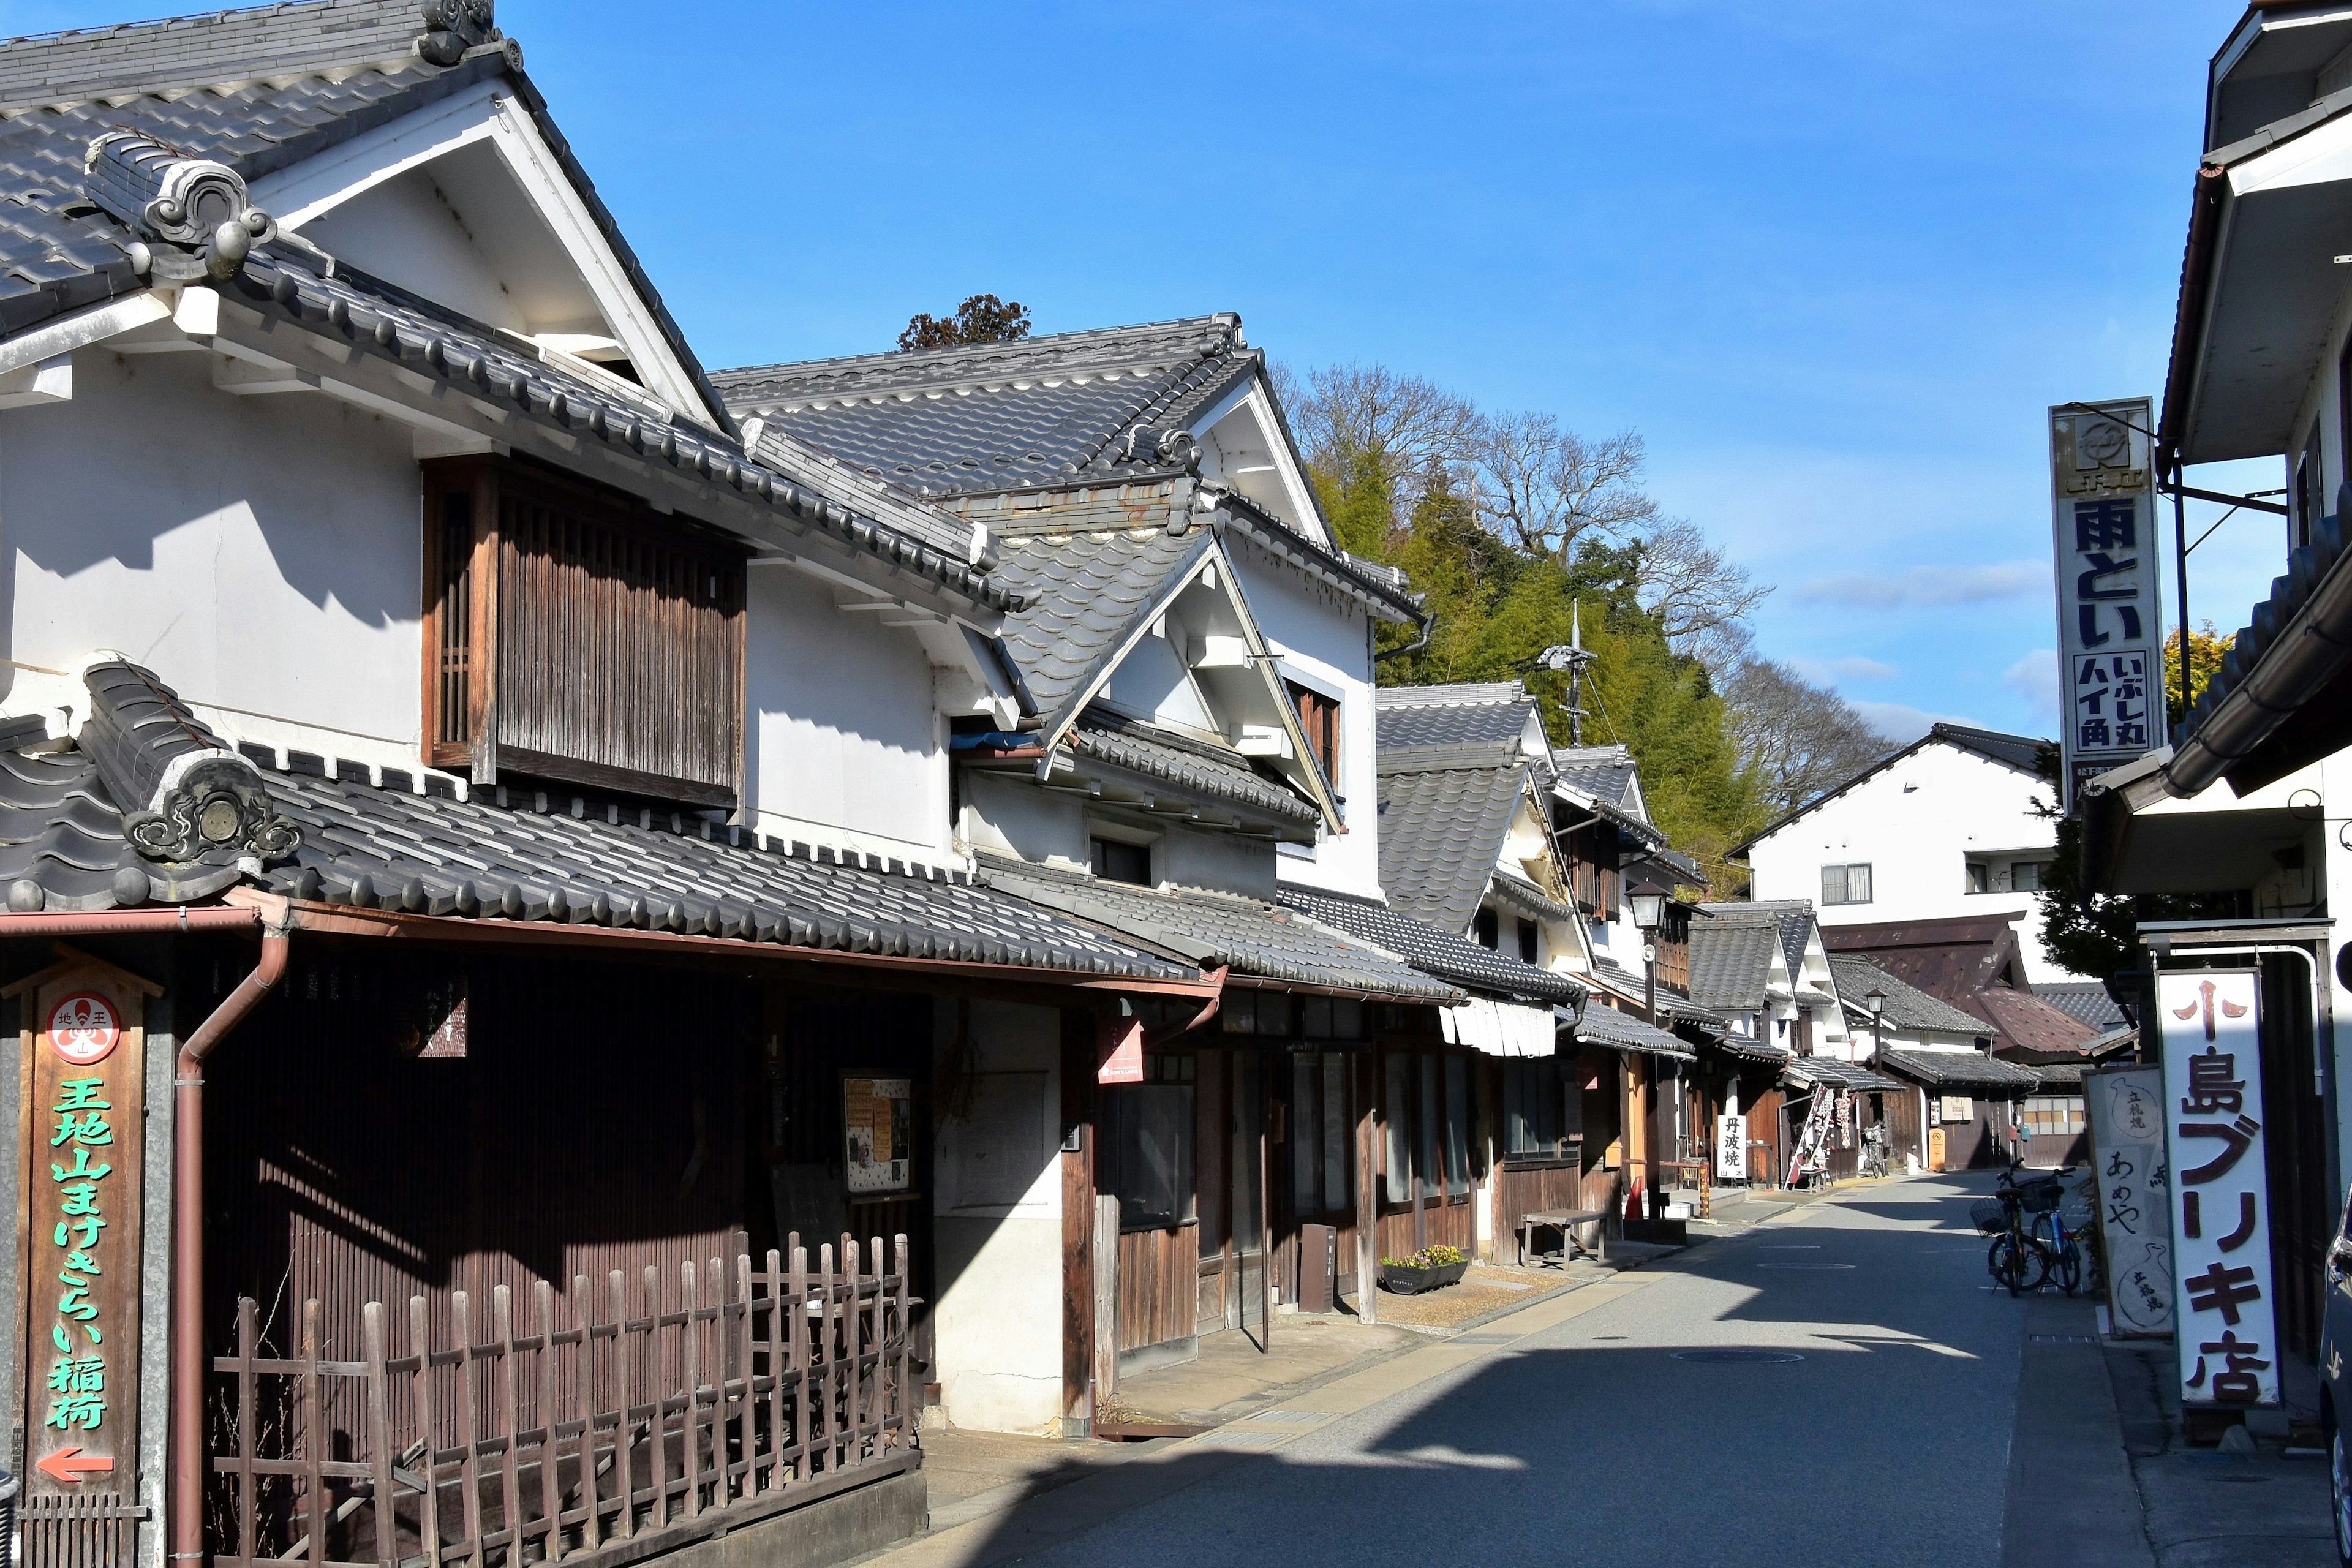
[2158, 970, 2277, 1409]
[2049, 398, 2162, 814]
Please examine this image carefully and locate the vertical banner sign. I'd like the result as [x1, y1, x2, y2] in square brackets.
[2085, 1065, 2173, 1337]
[1714, 1114, 1747, 1180]
[15, 960, 151, 1507]
[2049, 398, 2162, 814]
[2158, 970, 2277, 1408]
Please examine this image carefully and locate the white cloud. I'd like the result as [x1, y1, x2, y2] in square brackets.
[2002, 648, 2059, 724]
[1849, 699, 1975, 744]
[1790, 655, 1899, 684]
[1795, 561, 2048, 608]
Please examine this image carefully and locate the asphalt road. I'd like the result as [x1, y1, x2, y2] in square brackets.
[978, 1175, 2029, 1568]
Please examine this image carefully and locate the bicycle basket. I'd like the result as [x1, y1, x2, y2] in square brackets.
[2019, 1177, 2063, 1213]
[1970, 1198, 2011, 1236]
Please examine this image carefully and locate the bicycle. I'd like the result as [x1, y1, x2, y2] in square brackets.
[2027, 1168, 2091, 1297]
[1972, 1159, 2060, 1297]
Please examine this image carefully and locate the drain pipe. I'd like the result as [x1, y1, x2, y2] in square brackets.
[169, 910, 291, 1566]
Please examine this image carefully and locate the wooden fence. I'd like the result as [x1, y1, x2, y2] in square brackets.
[209, 1235, 916, 1568]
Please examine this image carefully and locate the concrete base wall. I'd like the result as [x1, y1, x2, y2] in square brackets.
[658, 1469, 925, 1568]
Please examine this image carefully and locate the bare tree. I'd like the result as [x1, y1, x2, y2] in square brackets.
[1276, 362, 1480, 492]
[1639, 518, 1771, 660]
[1722, 660, 1897, 817]
[1473, 415, 1660, 565]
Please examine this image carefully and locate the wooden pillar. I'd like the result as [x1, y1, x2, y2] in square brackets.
[1355, 1050, 1378, 1324]
[1058, 1008, 1096, 1438]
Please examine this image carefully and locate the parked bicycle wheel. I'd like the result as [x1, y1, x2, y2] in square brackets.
[2051, 1240, 2082, 1296]
[1989, 1235, 2047, 1297]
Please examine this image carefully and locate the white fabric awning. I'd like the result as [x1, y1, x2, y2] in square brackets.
[1439, 995, 1559, 1057]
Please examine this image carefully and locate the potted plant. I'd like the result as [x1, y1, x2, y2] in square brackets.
[1378, 1243, 1469, 1295]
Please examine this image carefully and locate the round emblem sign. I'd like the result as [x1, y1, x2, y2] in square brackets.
[50, 993, 118, 1066]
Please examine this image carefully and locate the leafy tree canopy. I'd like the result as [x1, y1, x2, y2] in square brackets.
[899, 294, 1032, 351]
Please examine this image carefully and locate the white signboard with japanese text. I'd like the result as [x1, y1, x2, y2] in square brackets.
[2049, 398, 2163, 813]
[2085, 1066, 2172, 1337]
[1716, 1114, 1748, 1180]
[2158, 970, 2278, 1408]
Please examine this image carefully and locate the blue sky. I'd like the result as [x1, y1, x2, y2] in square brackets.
[5, 0, 2282, 741]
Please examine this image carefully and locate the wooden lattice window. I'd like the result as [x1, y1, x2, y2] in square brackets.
[421, 456, 747, 806]
[1287, 682, 1339, 787]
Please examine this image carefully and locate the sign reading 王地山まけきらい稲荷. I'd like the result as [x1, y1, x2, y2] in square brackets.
[2049, 399, 2163, 815]
[2158, 970, 2277, 1408]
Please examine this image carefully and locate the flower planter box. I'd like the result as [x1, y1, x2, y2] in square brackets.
[1378, 1259, 1468, 1296]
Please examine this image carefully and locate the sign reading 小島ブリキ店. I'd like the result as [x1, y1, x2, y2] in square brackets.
[7, 955, 159, 1507]
[2048, 398, 2163, 815]
[2158, 970, 2278, 1409]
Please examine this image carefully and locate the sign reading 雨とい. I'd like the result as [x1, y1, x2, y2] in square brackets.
[2158, 970, 2277, 1409]
[2048, 398, 2163, 815]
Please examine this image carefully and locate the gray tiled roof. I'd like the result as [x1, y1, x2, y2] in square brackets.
[1278, 888, 1584, 1006]
[714, 317, 1253, 497]
[1701, 900, 1818, 981]
[2034, 981, 2127, 1031]
[1551, 745, 1640, 809]
[987, 526, 1210, 725]
[1374, 684, 1537, 750]
[0, 709, 1193, 983]
[1376, 758, 1526, 935]
[1784, 1057, 1900, 1093]
[1574, 1003, 1695, 1060]
[1686, 917, 1779, 1012]
[981, 858, 1458, 1000]
[1875, 1047, 2041, 1097]
[1830, 955, 1986, 1036]
[1065, 709, 1315, 826]
[0, 1, 736, 432]
[1490, 869, 1575, 924]
[1709, 1033, 1792, 1066]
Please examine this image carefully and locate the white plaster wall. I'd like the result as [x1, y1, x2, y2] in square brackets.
[0, 347, 424, 761]
[962, 772, 1086, 869]
[1161, 824, 1276, 899]
[744, 565, 952, 862]
[930, 999, 1065, 1434]
[1746, 742, 2068, 982]
[1231, 541, 1383, 901]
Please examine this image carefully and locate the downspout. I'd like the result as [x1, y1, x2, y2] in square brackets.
[1374, 612, 1435, 663]
[170, 911, 291, 1566]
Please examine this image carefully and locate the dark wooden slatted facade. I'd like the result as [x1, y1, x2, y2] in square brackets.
[421, 457, 747, 807]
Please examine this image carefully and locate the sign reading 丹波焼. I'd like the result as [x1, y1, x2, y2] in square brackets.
[1715, 1114, 1748, 1180]
[2158, 970, 2277, 1408]
[2049, 398, 2163, 815]
[7, 957, 157, 1512]
[2085, 1065, 2172, 1338]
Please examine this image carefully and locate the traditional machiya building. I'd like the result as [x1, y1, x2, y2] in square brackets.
[712, 321, 1553, 1393]
[0, 6, 1251, 1567]
[1825, 954, 2041, 1172]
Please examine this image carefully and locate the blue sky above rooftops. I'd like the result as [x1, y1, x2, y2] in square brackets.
[2, 0, 2282, 742]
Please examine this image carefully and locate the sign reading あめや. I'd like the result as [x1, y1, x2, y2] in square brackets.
[2085, 1066, 2172, 1338]
[10, 959, 156, 1506]
[2158, 970, 2277, 1408]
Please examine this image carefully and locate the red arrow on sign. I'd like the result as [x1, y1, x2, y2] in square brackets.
[36, 1448, 112, 1485]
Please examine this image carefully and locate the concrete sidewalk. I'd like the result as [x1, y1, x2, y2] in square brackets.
[1996, 1291, 2335, 1568]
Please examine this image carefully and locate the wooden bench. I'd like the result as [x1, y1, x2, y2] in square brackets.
[1518, 1209, 1608, 1268]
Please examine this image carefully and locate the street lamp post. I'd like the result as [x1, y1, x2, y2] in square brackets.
[1866, 987, 1886, 1057]
[1630, 892, 1665, 1219]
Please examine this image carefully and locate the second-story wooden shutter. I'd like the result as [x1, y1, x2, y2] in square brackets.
[421, 456, 747, 807]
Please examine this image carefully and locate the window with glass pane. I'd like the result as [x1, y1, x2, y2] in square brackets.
[1322, 1052, 1349, 1212]
[1291, 1057, 1321, 1213]
[1504, 1060, 1569, 1156]
[1417, 1055, 1440, 1201]
[1105, 1084, 1194, 1231]
[2019, 1095, 2085, 1137]
[1384, 1054, 1410, 1203]
[2014, 861, 2049, 892]
[1444, 1055, 1471, 1197]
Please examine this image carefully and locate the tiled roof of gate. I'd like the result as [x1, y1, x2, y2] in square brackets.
[981, 858, 1458, 1001]
[1277, 887, 1585, 1006]
[0, 720, 1193, 980]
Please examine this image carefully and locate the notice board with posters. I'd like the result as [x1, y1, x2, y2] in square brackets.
[2085, 1065, 2173, 1337]
[842, 1074, 913, 1194]
[2158, 970, 2278, 1409]
[7, 952, 160, 1531]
